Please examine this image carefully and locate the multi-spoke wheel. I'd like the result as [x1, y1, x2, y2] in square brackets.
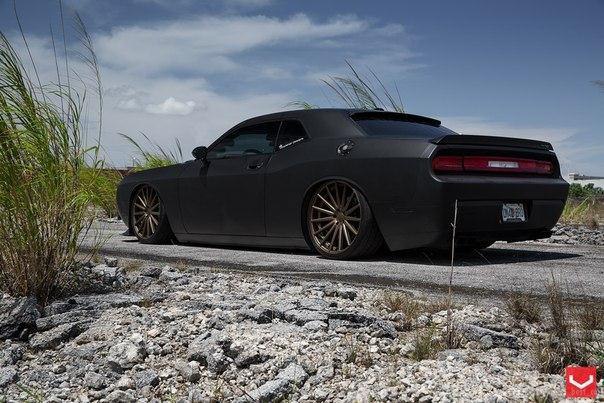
[130, 185, 173, 244]
[306, 181, 383, 259]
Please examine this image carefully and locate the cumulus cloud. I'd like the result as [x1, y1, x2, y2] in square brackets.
[144, 97, 196, 115]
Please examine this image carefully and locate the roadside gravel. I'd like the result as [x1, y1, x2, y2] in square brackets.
[3, 259, 599, 402]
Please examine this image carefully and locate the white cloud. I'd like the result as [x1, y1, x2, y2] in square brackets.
[144, 97, 196, 115]
[95, 14, 368, 74]
[117, 98, 142, 111]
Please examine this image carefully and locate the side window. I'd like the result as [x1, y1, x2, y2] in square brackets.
[208, 122, 279, 159]
[276, 120, 308, 150]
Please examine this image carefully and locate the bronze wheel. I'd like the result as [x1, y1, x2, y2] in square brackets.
[308, 181, 362, 255]
[132, 185, 161, 240]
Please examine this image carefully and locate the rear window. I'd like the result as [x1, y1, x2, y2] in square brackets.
[353, 117, 457, 139]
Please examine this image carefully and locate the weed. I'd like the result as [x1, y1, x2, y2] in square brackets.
[15, 383, 44, 403]
[411, 327, 443, 361]
[532, 393, 554, 403]
[138, 297, 154, 308]
[443, 323, 464, 349]
[210, 379, 225, 402]
[506, 293, 541, 323]
[174, 259, 188, 272]
[576, 303, 604, 331]
[123, 259, 144, 272]
[380, 291, 422, 316]
[425, 299, 451, 315]
[532, 272, 604, 378]
[560, 197, 601, 228]
[344, 336, 373, 368]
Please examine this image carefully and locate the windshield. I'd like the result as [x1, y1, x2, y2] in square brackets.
[353, 117, 457, 139]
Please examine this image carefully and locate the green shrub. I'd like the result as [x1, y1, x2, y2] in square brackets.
[568, 183, 604, 198]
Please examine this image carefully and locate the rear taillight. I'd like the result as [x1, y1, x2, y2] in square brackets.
[432, 155, 553, 175]
[431, 156, 463, 172]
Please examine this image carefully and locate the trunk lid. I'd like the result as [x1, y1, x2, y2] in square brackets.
[431, 134, 553, 151]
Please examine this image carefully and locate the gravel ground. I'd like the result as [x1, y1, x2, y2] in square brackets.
[83, 221, 604, 303]
[1, 259, 602, 402]
[536, 224, 604, 246]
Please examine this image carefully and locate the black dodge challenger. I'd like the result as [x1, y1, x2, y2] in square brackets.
[116, 108, 569, 259]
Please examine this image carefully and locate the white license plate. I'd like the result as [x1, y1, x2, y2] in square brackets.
[502, 203, 526, 222]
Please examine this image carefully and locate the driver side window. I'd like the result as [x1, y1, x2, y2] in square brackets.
[208, 122, 279, 159]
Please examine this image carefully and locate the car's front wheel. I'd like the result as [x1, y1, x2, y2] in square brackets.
[130, 185, 173, 244]
[306, 180, 383, 260]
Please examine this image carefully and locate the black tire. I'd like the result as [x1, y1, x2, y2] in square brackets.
[130, 185, 173, 244]
[306, 180, 383, 260]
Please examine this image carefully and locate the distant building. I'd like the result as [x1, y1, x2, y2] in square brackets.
[568, 173, 604, 189]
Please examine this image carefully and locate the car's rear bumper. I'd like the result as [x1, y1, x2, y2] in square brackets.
[373, 175, 569, 251]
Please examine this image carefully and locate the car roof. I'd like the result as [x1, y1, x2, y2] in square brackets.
[238, 108, 441, 127]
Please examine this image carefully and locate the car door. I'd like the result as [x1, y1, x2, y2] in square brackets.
[264, 119, 312, 238]
[179, 121, 280, 236]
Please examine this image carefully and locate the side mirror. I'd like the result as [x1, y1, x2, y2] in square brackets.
[192, 146, 208, 160]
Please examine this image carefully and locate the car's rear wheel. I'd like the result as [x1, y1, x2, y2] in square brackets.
[130, 185, 173, 244]
[306, 180, 383, 260]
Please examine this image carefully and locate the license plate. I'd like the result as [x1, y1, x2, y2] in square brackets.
[502, 203, 526, 222]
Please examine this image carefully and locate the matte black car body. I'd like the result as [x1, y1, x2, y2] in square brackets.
[117, 108, 569, 254]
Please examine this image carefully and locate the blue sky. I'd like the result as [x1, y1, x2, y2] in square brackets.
[1, 0, 603, 174]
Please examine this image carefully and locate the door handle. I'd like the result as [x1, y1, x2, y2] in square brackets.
[247, 161, 264, 170]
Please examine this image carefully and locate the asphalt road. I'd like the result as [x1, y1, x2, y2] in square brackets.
[83, 221, 604, 303]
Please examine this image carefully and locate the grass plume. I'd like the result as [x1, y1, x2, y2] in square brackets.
[289, 61, 405, 112]
[121, 132, 183, 170]
[0, 12, 101, 304]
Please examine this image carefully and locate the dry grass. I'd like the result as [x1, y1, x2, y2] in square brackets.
[575, 303, 604, 331]
[560, 198, 602, 229]
[532, 275, 604, 378]
[380, 292, 422, 316]
[411, 326, 444, 361]
[344, 336, 373, 368]
[123, 259, 144, 272]
[379, 292, 450, 317]
[506, 293, 541, 323]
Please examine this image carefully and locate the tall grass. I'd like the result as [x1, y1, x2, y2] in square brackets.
[560, 197, 601, 228]
[80, 167, 122, 217]
[0, 18, 101, 303]
[290, 61, 405, 112]
[121, 132, 183, 170]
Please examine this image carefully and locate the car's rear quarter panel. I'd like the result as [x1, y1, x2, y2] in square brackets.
[264, 137, 429, 239]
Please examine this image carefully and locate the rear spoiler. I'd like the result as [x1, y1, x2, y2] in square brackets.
[431, 135, 553, 151]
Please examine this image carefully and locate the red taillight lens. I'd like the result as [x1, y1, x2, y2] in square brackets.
[432, 156, 463, 172]
[433, 155, 553, 175]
